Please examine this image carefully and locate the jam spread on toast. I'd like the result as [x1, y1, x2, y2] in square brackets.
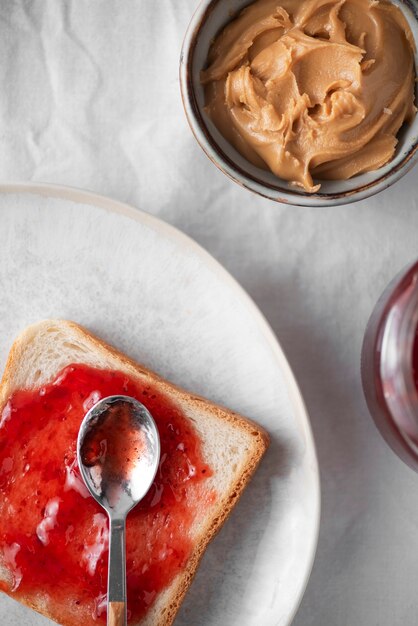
[0, 364, 213, 623]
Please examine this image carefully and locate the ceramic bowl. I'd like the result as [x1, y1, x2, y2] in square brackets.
[180, 0, 418, 207]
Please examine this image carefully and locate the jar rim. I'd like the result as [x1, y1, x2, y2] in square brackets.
[380, 266, 418, 448]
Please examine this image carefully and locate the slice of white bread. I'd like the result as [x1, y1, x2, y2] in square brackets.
[0, 320, 269, 626]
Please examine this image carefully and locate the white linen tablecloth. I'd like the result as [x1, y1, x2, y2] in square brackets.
[1, 1, 418, 624]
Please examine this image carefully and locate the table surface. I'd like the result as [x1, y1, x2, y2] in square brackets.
[1, 2, 418, 625]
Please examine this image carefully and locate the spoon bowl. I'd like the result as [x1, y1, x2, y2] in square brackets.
[77, 395, 160, 626]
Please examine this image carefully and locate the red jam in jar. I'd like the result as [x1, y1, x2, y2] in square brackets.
[361, 259, 418, 470]
[0, 364, 214, 624]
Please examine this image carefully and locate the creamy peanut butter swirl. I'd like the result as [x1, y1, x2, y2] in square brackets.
[201, 0, 416, 192]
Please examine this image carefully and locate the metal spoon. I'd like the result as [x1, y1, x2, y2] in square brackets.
[77, 395, 160, 626]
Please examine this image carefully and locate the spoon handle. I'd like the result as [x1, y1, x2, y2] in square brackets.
[108, 602, 125, 626]
[108, 517, 127, 626]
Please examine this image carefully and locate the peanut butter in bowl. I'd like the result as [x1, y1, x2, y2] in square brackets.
[201, 0, 417, 193]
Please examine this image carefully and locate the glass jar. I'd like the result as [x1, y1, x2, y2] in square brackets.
[361, 259, 418, 471]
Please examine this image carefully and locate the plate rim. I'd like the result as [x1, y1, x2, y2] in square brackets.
[0, 181, 320, 625]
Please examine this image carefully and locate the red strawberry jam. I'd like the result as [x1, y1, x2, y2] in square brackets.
[414, 328, 418, 391]
[0, 364, 214, 624]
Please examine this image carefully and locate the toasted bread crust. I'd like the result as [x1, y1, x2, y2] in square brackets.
[0, 320, 269, 626]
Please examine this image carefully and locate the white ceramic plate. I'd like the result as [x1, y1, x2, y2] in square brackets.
[0, 183, 320, 626]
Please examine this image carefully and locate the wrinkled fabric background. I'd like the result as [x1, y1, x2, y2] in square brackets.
[1, 1, 418, 625]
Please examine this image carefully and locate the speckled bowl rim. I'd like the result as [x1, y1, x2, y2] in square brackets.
[180, 0, 418, 207]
